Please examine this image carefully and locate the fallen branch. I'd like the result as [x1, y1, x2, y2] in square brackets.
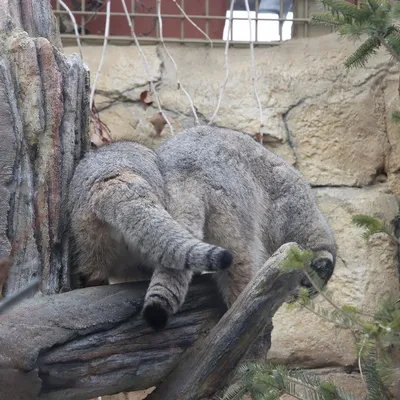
[148, 243, 303, 400]
[0, 243, 303, 400]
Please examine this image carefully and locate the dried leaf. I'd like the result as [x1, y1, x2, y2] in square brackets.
[90, 107, 112, 148]
[140, 90, 153, 109]
[149, 112, 167, 136]
[254, 132, 263, 143]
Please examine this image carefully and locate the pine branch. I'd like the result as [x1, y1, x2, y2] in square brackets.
[320, 0, 372, 21]
[391, 110, 400, 124]
[376, 33, 400, 63]
[311, 12, 349, 27]
[351, 214, 391, 239]
[344, 37, 381, 69]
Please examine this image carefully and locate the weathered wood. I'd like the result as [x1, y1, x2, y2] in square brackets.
[0, 276, 223, 399]
[0, 244, 303, 400]
[148, 243, 303, 400]
[0, 0, 89, 296]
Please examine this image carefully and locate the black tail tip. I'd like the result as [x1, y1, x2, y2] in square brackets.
[142, 303, 169, 331]
[218, 250, 233, 270]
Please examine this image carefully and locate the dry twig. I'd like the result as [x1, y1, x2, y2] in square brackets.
[89, 0, 111, 110]
[120, 0, 174, 135]
[243, 0, 264, 140]
[157, 0, 199, 125]
[209, 0, 236, 125]
[57, 0, 83, 59]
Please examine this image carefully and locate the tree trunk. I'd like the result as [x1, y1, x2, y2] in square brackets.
[0, 0, 89, 297]
[0, 2, 304, 400]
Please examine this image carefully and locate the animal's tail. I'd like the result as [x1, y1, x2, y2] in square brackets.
[142, 267, 192, 330]
[90, 173, 232, 274]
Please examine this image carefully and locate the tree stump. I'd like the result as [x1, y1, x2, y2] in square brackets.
[0, 0, 89, 297]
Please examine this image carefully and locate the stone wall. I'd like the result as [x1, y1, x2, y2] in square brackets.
[66, 34, 400, 398]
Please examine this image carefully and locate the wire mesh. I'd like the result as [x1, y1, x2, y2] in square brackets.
[52, 0, 328, 46]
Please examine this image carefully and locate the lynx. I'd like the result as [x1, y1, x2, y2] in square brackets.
[68, 126, 336, 330]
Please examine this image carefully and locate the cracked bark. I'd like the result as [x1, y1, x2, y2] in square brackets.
[0, 0, 90, 296]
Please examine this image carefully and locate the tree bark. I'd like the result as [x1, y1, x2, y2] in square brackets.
[0, 0, 89, 297]
[0, 244, 303, 400]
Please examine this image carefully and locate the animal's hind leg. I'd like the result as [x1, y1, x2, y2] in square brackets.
[143, 191, 205, 329]
[71, 213, 119, 286]
[213, 252, 255, 308]
[142, 267, 193, 330]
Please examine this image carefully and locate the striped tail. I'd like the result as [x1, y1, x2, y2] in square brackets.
[142, 267, 192, 330]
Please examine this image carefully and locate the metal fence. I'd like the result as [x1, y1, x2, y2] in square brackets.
[51, 0, 333, 46]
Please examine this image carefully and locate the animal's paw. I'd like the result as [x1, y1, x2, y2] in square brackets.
[142, 303, 169, 331]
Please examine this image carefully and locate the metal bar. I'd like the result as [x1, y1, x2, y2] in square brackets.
[255, 0, 258, 43]
[55, 0, 61, 34]
[181, 0, 184, 41]
[131, 0, 135, 32]
[81, 0, 85, 36]
[279, 0, 284, 42]
[53, 10, 310, 22]
[60, 33, 282, 46]
[205, 0, 209, 37]
[304, 0, 309, 38]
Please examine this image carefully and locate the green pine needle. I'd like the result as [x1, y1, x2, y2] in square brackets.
[344, 37, 381, 69]
[280, 247, 314, 272]
[352, 214, 390, 239]
[312, 0, 400, 69]
[391, 110, 400, 124]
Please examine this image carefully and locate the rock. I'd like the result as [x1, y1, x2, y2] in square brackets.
[268, 185, 400, 367]
[64, 45, 161, 103]
[65, 35, 400, 188]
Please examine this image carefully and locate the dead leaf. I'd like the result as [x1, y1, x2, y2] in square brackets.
[90, 106, 112, 148]
[140, 90, 153, 109]
[149, 112, 167, 136]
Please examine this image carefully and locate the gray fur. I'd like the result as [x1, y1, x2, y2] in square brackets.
[68, 126, 336, 330]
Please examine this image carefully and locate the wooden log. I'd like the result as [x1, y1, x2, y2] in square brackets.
[0, 244, 303, 400]
[148, 243, 303, 400]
